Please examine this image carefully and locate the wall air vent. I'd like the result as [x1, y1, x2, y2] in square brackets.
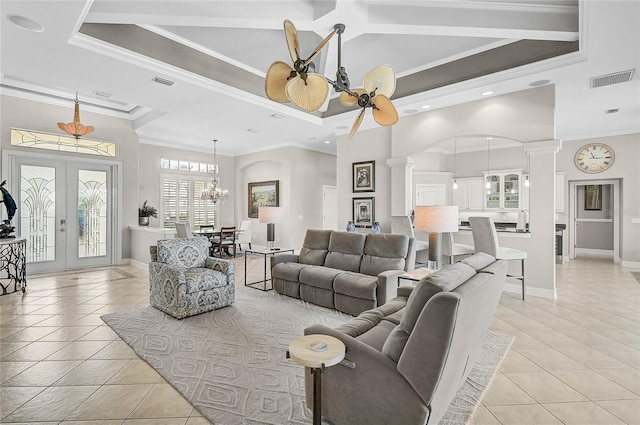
[590, 69, 634, 88]
[152, 76, 175, 86]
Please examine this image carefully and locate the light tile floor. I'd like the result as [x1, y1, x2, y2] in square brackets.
[0, 255, 638, 424]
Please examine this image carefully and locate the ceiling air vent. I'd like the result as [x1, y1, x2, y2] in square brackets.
[590, 69, 634, 88]
[605, 108, 619, 114]
[152, 76, 175, 86]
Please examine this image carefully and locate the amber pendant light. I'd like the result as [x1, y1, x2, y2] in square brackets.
[57, 92, 94, 139]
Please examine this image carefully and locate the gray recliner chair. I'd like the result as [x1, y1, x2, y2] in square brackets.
[303, 253, 507, 425]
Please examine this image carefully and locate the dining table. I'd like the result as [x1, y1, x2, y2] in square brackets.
[192, 228, 244, 257]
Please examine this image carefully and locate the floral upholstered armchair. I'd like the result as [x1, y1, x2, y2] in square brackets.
[149, 238, 235, 319]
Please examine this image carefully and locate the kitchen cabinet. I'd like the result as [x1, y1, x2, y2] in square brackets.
[484, 171, 521, 210]
[453, 177, 484, 210]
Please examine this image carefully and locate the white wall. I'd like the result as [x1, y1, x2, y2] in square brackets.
[557, 134, 640, 266]
[0, 95, 139, 261]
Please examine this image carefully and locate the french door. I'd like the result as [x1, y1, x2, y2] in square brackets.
[9, 154, 117, 273]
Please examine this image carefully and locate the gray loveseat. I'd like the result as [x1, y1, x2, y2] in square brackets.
[271, 229, 416, 316]
[303, 252, 507, 425]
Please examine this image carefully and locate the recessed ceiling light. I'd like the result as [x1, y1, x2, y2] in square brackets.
[481, 91, 493, 96]
[337, 125, 348, 130]
[324, 140, 331, 144]
[7, 15, 43, 32]
[404, 109, 418, 114]
[486, 137, 493, 141]
[530, 79, 551, 87]
[421, 105, 431, 109]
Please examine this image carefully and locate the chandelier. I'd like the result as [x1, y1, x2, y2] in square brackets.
[57, 91, 94, 139]
[201, 139, 230, 204]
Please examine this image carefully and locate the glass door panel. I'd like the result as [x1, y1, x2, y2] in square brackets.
[486, 175, 500, 209]
[77, 169, 107, 258]
[20, 165, 58, 263]
[504, 174, 520, 209]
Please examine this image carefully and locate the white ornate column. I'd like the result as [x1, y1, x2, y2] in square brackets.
[386, 157, 415, 216]
[524, 139, 562, 299]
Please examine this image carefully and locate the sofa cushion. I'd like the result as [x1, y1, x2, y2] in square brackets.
[157, 238, 209, 268]
[360, 234, 409, 276]
[381, 325, 410, 362]
[298, 229, 332, 265]
[461, 252, 495, 271]
[400, 262, 476, 334]
[272, 262, 307, 282]
[299, 265, 342, 290]
[333, 272, 378, 300]
[356, 320, 397, 352]
[324, 232, 365, 272]
[335, 297, 407, 337]
[185, 268, 228, 294]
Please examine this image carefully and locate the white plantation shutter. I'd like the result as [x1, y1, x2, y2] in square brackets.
[162, 176, 217, 229]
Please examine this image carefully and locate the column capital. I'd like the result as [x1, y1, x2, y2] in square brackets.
[386, 156, 415, 168]
[524, 139, 562, 154]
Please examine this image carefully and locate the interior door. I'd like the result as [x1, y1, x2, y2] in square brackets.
[14, 156, 114, 273]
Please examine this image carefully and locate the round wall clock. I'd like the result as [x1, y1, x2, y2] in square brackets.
[574, 143, 615, 173]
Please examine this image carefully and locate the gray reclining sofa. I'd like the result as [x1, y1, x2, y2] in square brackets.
[271, 229, 416, 316]
[303, 252, 507, 425]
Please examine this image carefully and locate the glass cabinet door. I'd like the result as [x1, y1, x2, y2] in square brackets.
[503, 174, 520, 209]
[486, 175, 500, 209]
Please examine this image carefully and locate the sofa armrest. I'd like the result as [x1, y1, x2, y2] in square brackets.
[270, 253, 299, 268]
[397, 285, 415, 298]
[375, 270, 405, 305]
[205, 257, 234, 275]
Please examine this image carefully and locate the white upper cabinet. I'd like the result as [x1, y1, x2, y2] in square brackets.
[483, 171, 522, 210]
[453, 177, 485, 210]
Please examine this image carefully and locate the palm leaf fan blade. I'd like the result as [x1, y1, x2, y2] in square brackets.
[305, 29, 336, 63]
[364, 65, 396, 98]
[339, 89, 366, 106]
[349, 109, 366, 139]
[283, 20, 300, 63]
[265, 61, 294, 103]
[372, 94, 398, 126]
[285, 73, 329, 112]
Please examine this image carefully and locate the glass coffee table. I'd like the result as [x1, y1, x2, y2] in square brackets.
[244, 246, 294, 291]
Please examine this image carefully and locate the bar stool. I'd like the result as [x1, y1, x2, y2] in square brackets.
[442, 232, 475, 264]
[469, 217, 527, 300]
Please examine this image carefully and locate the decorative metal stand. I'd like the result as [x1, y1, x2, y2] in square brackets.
[0, 238, 27, 295]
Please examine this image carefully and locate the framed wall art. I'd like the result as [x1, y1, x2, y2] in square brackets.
[353, 197, 375, 227]
[584, 184, 602, 211]
[248, 180, 279, 218]
[352, 160, 375, 192]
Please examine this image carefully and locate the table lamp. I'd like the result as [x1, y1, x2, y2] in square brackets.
[259, 206, 284, 250]
[413, 205, 459, 270]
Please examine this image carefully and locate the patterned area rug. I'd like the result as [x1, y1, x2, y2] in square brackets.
[102, 286, 512, 425]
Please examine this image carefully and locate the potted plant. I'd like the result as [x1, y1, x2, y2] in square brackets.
[138, 200, 158, 226]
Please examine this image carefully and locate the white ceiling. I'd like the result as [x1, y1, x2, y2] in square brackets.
[1, 0, 638, 156]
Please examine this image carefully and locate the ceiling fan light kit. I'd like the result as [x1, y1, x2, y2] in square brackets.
[265, 20, 399, 138]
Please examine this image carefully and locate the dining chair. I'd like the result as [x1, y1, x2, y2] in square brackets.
[175, 222, 194, 238]
[211, 226, 237, 258]
[236, 219, 252, 251]
[390, 216, 428, 264]
[469, 216, 527, 300]
[441, 232, 475, 264]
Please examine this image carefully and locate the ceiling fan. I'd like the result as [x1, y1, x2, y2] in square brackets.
[265, 21, 399, 138]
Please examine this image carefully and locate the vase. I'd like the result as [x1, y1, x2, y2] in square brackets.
[346, 221, 356, 232]
[139, 216, 150, 227]
[371, 222, 381, 234]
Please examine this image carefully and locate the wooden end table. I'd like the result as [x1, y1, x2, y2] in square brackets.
[288, 334, 346, 425]
[398, 267, 436, 286]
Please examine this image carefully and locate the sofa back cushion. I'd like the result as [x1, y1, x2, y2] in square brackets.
[156, 238, 210, 268]
[299, 229, 332, 265]
[324, 231, 366, 272]
[360, 234, 409, 276]
[381, 261, 476, 362]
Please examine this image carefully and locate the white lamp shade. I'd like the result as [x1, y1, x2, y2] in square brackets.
[259, 206, 284, 224]
[413, 205, 459, 233]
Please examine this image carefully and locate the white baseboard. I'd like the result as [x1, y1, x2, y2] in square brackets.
[621, 260, 640, 269]
[503, 282, 557, 300]
[575, 248, 614, 258]
[128, 259, 148, 270]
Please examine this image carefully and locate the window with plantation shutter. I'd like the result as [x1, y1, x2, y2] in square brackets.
[161, 176, 217, 229]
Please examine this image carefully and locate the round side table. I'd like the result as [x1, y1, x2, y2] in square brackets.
[289, 334, 346, 425]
